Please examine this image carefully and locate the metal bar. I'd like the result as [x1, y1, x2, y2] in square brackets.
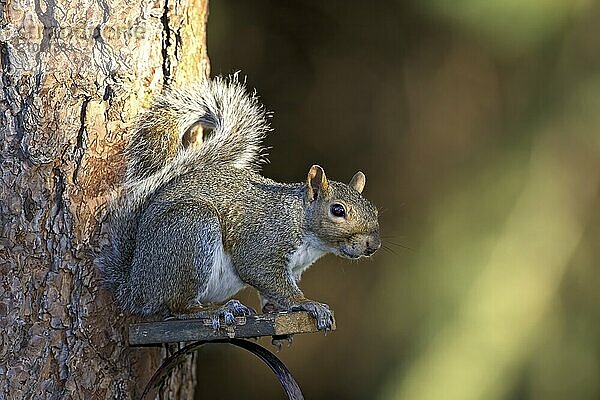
[140, 339, 304, 400]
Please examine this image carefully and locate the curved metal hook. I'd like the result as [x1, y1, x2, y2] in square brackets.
[140, 339, 304, 400]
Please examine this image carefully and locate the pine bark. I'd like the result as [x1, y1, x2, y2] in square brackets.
[0, 0, 209, 397]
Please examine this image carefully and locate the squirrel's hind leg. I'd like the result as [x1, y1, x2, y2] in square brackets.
[134, 198, 229, 318]
[139, 197, 253, 329]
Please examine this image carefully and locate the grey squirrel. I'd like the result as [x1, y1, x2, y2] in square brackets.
[99, 76, 381, 331]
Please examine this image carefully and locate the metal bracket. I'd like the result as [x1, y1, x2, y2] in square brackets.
[140, 338, 304, 400]
[132, 311, 336, 399]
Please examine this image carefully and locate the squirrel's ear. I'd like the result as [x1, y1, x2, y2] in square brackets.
[349, 171, 366, 193]
[306, 165, 329, 201]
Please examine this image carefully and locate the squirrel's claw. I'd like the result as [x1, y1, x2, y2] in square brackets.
[206, 299, 255, 331]
[226, 299, 256, 316]
[223, 310, 236, 325]
[291, 300, 334, 331]
[211, 315, 221, 330]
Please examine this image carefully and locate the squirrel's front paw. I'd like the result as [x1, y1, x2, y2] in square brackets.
[291, 300, 334, 331]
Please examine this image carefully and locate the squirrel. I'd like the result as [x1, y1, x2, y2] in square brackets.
[99, 76, 381, 331]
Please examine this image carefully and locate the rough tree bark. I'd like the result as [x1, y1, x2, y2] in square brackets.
[0, 0, 209, 397]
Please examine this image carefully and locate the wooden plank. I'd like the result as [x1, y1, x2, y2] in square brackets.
[128, 311, 336, 345]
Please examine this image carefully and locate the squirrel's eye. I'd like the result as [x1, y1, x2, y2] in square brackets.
[330, 203, 346, 218]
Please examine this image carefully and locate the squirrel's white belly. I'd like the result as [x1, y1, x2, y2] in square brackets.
[197, 244, 245, 303]
[288, 237, 327, 280]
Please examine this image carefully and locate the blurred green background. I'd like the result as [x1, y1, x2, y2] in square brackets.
[197, 1, 600, 399]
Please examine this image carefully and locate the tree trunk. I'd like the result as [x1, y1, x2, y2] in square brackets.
[0, 0, 209, 397]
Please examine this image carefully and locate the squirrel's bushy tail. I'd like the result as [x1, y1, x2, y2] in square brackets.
[98, 192, 142, 308]
[126, 75, 271, 182]
[98, 76, 271, 311]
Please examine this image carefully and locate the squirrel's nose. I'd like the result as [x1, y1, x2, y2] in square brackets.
[365, 235, 381, 255]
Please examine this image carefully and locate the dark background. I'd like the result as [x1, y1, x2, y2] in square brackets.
[197, 1, 600, 399]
